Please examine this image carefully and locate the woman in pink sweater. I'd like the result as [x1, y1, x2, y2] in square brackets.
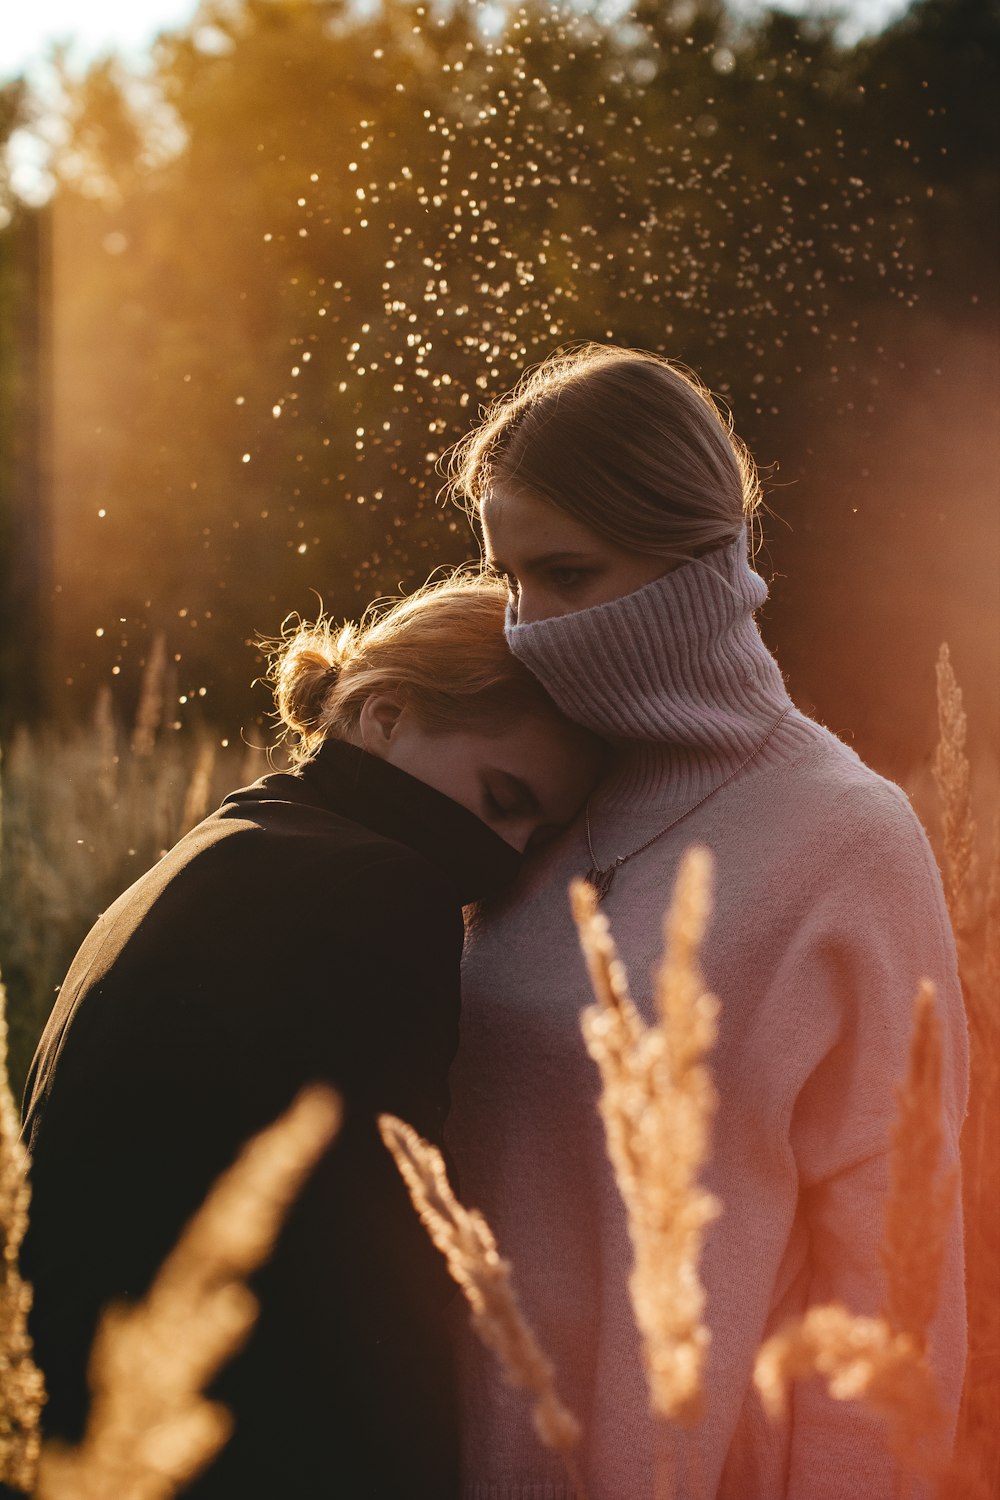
[445, 345, 968, 1499]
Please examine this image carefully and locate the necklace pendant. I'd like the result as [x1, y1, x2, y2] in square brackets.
[585, 863, 618, 902]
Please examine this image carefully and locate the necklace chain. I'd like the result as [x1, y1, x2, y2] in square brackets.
[584, 705, 792, 901]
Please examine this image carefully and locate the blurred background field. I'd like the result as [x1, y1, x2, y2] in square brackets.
[0, 0, 997, 763]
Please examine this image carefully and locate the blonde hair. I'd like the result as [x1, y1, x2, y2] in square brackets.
[448, 344, 760, 562]
[267, 574, 558, 765]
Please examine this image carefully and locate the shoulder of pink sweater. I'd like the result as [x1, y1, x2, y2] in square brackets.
[767, 727, 969, 1140]
[779, 720, 943, 876]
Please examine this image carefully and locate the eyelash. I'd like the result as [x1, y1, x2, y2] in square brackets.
[494, 568, 590, 595]
[546, 567, 590, 589]
[484, 787, 515, 819]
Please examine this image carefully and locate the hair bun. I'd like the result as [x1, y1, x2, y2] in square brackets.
[265, 576, 555, 767]
[269, 623, 355, 737]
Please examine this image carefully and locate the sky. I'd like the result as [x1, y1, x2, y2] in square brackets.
[1, 0, 913, 83]
[1, 0, 207, 82]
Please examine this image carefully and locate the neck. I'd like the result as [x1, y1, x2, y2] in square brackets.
[506, 535, 811, 808]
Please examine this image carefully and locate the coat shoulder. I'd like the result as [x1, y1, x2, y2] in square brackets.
[156, 796, 460, 921]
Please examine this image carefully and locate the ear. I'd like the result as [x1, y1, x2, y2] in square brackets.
[357, 694, 404, 755]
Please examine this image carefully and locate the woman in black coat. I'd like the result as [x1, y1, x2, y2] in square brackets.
[20, 576, 602, 1499]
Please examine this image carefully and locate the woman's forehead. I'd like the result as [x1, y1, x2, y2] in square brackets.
[481, 485, 599, 557]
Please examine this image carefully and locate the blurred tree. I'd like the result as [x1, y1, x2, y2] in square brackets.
[0, 81, 51, 733]
[5, 0, 995, 767]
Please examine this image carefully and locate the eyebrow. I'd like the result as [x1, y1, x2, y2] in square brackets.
[487, 549, 598, 574]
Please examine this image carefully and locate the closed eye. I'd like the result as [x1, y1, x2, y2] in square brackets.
[483, 786, 516, 819]
[482, 773, 538, 822]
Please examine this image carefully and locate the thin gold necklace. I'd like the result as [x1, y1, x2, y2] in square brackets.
[584, 705, 792, 901]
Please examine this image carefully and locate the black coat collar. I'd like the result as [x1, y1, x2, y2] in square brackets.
[223, 738, 522, 906]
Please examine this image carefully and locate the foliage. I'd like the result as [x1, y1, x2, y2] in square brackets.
[0, 694, 266, 1096]
[0, 0, 996, 766]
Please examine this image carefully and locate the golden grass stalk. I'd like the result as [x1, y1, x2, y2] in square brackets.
[755, 1303, 941, 1465]
[983, 828, 1000, 1002]
[571, 847, 721, 1427]
[377, 1114, 589, 1500]
[930, 649, 1000, 1499]
[881, 982, 958, 1348]
[179, 740, 217, 834]
[984, 817, 1000, 1004]
[36, 1087, 341, 1500]
[754, 983, 952, 1487]
[131, 632, 168, 759]
[0, 974, 46, 1494]
[92, 686, 118, 809]
[932, 643, 977, 935]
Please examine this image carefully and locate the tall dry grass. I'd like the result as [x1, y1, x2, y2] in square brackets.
[571, 851, 720, 1430]
[0, 685, 267, 1094]
[571, 850, 721, 1499]
[34, 1087, 340, 1500]
[0, 962, 340, 1498]
[753, 982, 954, 1493]
[390, 840, 973, 1499]
[378, 1113, 589, 1499]
[0, 976, 45, 1494]
[927, 644, 1000, 1498]
[0, 645, 994, 1497]
[378, 853, 722, 1500]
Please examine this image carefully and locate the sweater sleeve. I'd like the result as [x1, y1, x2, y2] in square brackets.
[784, 783, 968, 1499]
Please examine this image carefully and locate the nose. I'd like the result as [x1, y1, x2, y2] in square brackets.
[513, 590, 549, 627]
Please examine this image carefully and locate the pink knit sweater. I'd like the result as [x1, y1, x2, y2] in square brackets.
[447, 538, 968, 1500]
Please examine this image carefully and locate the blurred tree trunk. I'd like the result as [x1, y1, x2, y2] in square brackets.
[0, 202, 52, 734]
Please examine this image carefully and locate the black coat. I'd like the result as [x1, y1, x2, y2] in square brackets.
[20, 738, 520, 1499]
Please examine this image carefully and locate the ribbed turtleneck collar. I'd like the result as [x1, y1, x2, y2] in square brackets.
[506, 534, 813, 810]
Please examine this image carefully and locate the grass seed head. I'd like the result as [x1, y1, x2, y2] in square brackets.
[754, 1304, 945, 1478]
[377, 1114, 586, 1482]
[932, 643, 978, 934]
[36, 1087, 340, 1500]
[572, 848, 721, 1426]
[881, 982, 958, 1349]
[0, 975, 46, 1495]
[755, 980, 956, 1485]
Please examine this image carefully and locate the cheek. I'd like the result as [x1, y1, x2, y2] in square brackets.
[518, 588, 578, 624]
[541, 759, 592, 815]
[442, 749, 486, 808]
